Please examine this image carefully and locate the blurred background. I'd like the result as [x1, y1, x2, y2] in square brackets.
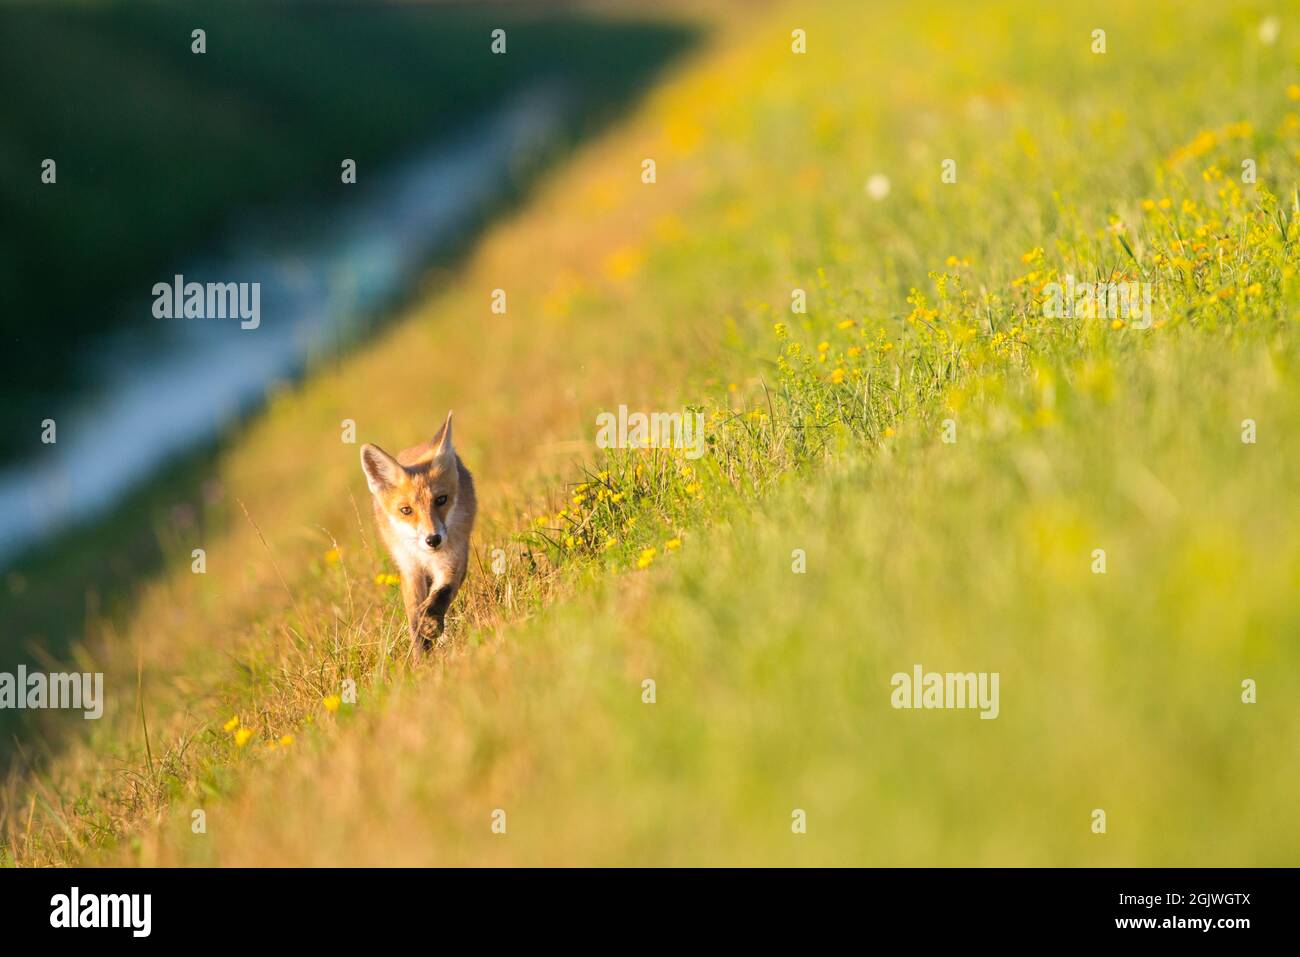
[0, 0, 694, 567]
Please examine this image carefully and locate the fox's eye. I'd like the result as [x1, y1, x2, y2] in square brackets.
[434, 494, 448, 507]
[399, 505, 413, 515]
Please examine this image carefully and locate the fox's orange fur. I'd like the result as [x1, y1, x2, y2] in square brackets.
[360, 411, 477, 650]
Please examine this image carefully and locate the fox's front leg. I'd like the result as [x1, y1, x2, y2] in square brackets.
[427, 583, 455, 641]
[399, 571, 433, 650]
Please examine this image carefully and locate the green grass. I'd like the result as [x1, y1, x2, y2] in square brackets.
[3, 0, 1299, 865]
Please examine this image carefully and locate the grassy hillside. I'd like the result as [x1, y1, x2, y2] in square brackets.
[3, 0, 1299, 865]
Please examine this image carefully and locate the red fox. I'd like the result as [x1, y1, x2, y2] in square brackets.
[360, 411, 477, 650]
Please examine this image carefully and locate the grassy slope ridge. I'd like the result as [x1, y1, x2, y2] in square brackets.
[5, 0, 1300, 865]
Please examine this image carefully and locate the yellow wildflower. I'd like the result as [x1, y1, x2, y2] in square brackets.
[603, 246, 643, 281]
[323, 695, 342, 714]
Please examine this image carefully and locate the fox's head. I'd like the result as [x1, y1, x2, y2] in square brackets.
[360, 412, 461, 554]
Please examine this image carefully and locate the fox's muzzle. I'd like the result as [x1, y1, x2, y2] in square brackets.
[422, 512, 449, 550]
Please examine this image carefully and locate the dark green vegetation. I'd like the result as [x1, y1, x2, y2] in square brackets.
[0, 0, 693, 459]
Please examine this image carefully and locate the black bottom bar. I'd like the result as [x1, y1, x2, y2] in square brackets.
[0, 867, 1283, 943]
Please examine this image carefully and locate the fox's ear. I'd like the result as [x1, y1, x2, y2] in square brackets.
[432, 410, 455, 458]
[360, 444, 404, 494]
